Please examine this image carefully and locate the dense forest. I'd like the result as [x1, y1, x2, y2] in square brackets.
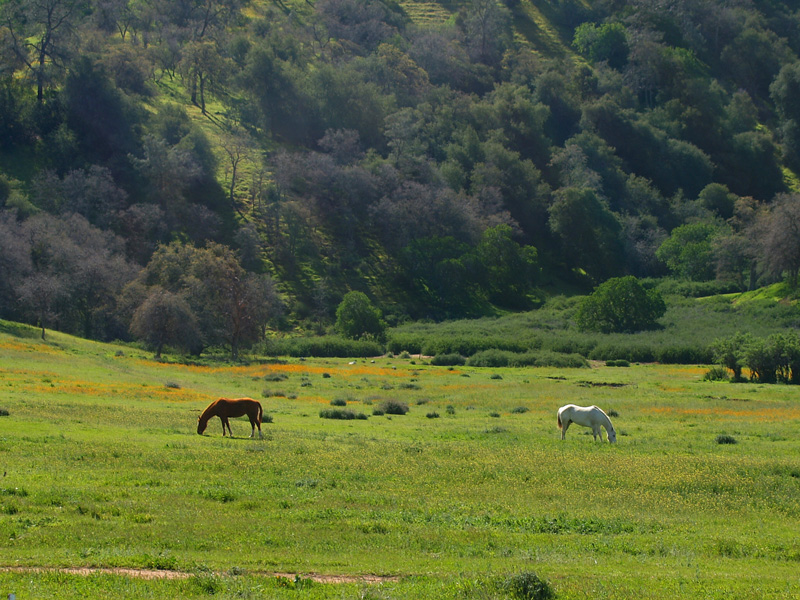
[1, 0, 800, 356]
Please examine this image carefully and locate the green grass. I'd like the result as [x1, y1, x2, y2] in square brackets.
[387, 288, 800, 363]
[1, 321, 800, 598]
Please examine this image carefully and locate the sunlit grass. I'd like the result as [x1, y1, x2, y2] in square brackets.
[1, 322, 800, 598]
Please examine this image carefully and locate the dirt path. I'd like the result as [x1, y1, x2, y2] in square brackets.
[1, 566, 399, 584]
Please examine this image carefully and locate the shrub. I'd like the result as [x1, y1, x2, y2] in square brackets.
[501, 571, 554, 600]
[606, 359, 630, 367]
[588, 342, 656, 363]
[426, 411, 440, 419]
[330, 398, 347, 406]
[511, 406, 529, 414]
[430, 353, 466, 366]
[264, 372, 288, 382]
[467, 349, 511, 367]
[379, 399, 409, 415]
[703, 366, 730, 381]
[319, 408, 367, 420]
[0, 409, 8, 417]
[261, 336, 384, 358]
[656, 344, 713, 364]
[715, 434, 738, 445]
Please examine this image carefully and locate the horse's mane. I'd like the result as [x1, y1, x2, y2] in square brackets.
[198, 399, 220, 424]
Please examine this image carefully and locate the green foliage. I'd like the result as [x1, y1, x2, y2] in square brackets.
[606, 359, 630, 367]
[430, 353, 466, 366]
[261, 336, 384, 358]
[576, 276, 666, 333]
[378, 399, 409, 415]
[703, 366, 729, 381]
[573, 22, 629, 69]
[501, 571, 554, 600]
[1, 0, 799, 350]
[335, 291, 386, 341]
[319, 408, 368, 420]
[713, 331, 800, 384]
[715, 434, 738, 445]
[656, 223, 720, 281]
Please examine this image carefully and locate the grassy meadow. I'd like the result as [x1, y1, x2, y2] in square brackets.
[1, 321, 800, 598]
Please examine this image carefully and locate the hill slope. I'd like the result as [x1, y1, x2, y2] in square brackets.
[1, 0, 800, 343]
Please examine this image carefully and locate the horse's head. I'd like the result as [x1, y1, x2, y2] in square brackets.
[197, 417, 206, 435]
[608, 429, 617, 443]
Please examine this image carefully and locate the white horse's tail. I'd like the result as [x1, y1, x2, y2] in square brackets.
[557, 412, 562, 429]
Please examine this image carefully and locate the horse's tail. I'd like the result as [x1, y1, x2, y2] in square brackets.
[557, 412, 562, 429]
[257, 401, 263, 426]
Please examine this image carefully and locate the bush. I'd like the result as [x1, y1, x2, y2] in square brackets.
[468, 349, 589, 368]
[0, 409, 8, 417]
[330, 398, 347, 406]
[655, 344, 713, 364]
[501, 571, 554, 600]
[588, 343, 656, 363]
[264, 372, 288, 382]
[703, 366, 730, 381]
[716, 434, 738, 445]
[430, 353, 466, 366]
[379, 399, 409, 415]
[319, 408, 367, 420]
[385, 334, 423, 355]
[467, 349, 511, 367]
[261, 336, 383, 358]
[606, 359, 630, 367]
[426, 411, 440, 419]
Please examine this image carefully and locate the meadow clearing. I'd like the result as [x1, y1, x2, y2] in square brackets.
[1, 322, 799, 598]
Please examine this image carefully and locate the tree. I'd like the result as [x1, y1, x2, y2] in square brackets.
[17, 272, 67, 339]
[474, 224, 538, 309]
[656, 222, 719, 281]
[1, 0, 84, 102]
[133, 241, 275, 359]
[573, 22, 629, 69]
[756, 193, 800, 288]
[548, 187, 624, 281]
[130, 287, 201, 358]
[457, 0, 512, 67]
[575, 276, 666, 333]
[335, 291, 385, 340]
[179, 40, 230, 114]
[711, 332, 751, 381]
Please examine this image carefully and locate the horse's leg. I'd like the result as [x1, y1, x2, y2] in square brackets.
[592, 425, 601, 441]
[561, 420, 570, 440]
[220, 417, 227, 436]
[248, 416, 255, 438]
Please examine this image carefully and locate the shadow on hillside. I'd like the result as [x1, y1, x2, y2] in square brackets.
[0, 321, 41, 339]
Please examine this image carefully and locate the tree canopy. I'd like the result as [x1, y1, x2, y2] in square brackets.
[1, 0, 800, 351]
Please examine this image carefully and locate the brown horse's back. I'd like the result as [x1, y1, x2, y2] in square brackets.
[215, 397, 260, 418]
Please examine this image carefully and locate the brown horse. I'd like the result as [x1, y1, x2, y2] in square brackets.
[197, 398, 263, 438]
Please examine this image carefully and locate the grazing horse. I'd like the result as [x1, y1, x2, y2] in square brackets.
[557, 404, 616, 443]
[197, 398, 263, 438]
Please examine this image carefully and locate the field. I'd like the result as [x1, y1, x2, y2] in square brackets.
[1, 321, 800, 598]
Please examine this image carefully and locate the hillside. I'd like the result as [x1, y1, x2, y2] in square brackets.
[2, 0, 800, 350]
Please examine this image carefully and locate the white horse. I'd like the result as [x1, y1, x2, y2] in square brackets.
[557, 404, 617, 443]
